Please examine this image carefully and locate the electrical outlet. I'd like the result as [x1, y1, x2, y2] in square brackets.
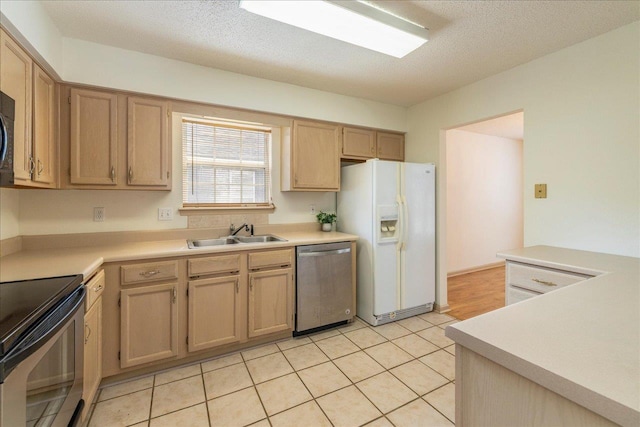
[535, 184, 547, 199]
[93, 207, 105, 222]
[310, 204, 316, 215]
[158, 207, 173, 221]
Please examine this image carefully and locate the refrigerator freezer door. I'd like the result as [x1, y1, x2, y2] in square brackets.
[400, 163, 436, 308]
[373, 160, 400, 316]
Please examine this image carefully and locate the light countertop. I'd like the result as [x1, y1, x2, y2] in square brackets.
[445, 245, 639, 426]
[0, 231, 358, 282]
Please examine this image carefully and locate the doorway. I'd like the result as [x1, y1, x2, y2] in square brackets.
[444, 112, 524, 319]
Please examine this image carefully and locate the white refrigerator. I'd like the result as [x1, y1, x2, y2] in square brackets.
[337, 159, 435, 326]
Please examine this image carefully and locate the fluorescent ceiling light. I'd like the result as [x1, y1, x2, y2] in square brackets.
[239, 1, 429, 58]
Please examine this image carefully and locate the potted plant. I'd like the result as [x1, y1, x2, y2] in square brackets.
[316, 211, 337, 232]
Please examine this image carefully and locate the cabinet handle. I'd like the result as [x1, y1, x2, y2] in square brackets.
[94, 284, 103, 292]
[532, 278, 557, 287]
[172, 287, 177, 303]
[128, 166, 133, 182]
[235, 279, 239, 293]
[37, 159, 43, 175]
[29, 157, 35, 175]
[110, 166, 116, 182]
[249, 277, 254, 291]
[85, 322, 92, 344]
[371, 147, 375, 154]
[139, 269, 161, 278]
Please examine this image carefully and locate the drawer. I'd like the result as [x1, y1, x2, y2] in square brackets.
[188, 254, 241, 278]
[507, 262, 591, 294]
[507, 286, 540, 305]
[121, 260, 178, 285]
[85, 269, 105, 311]
[248, 249, 293, 271]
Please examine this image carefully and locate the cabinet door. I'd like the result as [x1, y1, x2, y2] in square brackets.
[70, 88, 118, 185]
[32, 64, 56, 186]
[0, 29, 33, 181]
[292, 120, 340, 190]
[82, 296, 102, 421]
[188, 275, 242, 352]
[127, 97, 170, 187]
[248, 268, 292, 338]
[120, 283, 178, 368]
[377, 132, 405, 161]
[342, 127, 375, 159]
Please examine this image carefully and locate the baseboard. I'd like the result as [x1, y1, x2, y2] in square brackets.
[0, 236, 22, 257]
[447, 261, 505, 278]
[434, 303, 451, 313]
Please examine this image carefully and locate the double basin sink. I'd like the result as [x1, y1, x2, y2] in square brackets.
[187, 234, 286, 249]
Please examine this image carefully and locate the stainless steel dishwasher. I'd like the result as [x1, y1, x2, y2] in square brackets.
[295, 241, 353, 335]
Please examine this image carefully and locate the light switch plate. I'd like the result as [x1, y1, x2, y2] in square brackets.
[535, 184, 547, 199]
[158, 207, 173, 221]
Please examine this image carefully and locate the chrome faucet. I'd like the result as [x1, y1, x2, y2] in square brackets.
[230, 223, 253, 236]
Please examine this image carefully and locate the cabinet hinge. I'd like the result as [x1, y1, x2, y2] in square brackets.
[186, 336, 189, 345]
[118, 351, 120, 360]
[167, 171, 170, 179]
[118, 297, 121, 308]
[68, 96, 71, 104]
[186, 288, 189, 297]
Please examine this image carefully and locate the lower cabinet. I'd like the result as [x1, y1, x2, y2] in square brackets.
[82, 270, 104, 422]
[188, 275, 242, 352]
[120, 282, 178, 368]
[248, 268, 293, 338]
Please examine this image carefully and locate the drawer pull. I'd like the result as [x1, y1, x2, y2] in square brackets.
[140, 269, 161, 278]
[94, 284, 103, 292]
[532, 278, 557, 287]
[85, 323, 92, 344]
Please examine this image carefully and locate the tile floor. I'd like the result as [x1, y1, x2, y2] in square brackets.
[86, 312, 458, 427]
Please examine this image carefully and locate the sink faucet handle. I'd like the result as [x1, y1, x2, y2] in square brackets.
[249, 224, 254, 236]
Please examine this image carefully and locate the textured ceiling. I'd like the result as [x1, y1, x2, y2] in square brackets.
[41, 1, 640, 107]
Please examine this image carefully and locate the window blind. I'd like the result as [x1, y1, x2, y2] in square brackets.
[182, 118, 272, 206]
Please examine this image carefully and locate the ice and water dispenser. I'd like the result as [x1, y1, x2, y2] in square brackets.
[377, 204, 399, 243]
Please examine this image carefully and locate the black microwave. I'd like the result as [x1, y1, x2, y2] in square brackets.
[0, 91, 15, 187]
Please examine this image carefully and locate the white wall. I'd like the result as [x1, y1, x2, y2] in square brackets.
[407, 22, 640, 308]
[446, 130, 523, 273]
[2, 2, 404, 236]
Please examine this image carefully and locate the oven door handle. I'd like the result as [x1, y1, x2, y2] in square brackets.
[0, 114, 7, 168]
[0, 286, 86, 381]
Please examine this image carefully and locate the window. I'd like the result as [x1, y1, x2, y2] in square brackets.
[182, 118, 272, 207]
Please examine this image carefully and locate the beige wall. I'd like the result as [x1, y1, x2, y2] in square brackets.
[0, 189, 19, 239]
[407, 21, 640, 307]
[446, 129, 523, 273]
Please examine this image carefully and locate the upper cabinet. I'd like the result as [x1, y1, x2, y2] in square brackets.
[342, 127, 376, 160]
[282, 120, 341, 191]
[376, 132, 405, 161]
[127, 97, 170, 187]
[61, 86, 171, 190]
[1, 29, 57, 188]
[70, 88, 118, 185]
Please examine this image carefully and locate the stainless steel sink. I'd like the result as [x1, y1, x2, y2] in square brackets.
[187, 238, 241, 249]
[235, 235, 287, 243]
[187, 234, 286, 248]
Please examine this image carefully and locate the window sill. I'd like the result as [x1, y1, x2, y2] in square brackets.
[179, 204, 276, 216]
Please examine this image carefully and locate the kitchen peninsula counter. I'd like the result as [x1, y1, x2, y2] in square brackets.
[0, 230, 358, 282]
[445, 245, 639, 426]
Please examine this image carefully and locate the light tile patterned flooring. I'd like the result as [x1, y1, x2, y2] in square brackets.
[87, 312, 458, 427]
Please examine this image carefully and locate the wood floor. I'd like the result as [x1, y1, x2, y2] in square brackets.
[447, 266, 505, 320]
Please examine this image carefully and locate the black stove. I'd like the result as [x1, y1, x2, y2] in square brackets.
[0, 275, 83, 357]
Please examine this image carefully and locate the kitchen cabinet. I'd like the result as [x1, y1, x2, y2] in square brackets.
[120, 282, 179, 368]
[247, 248, 294, 338]
[0, 29, 33, 183]
[187, 253, 243, 352]
[82, 270, 104, 421]
[282, 120, 340, 191]
[505, 260, 592, 305]
[69, 88, 118, 185]
[32, 64, 56, 187]
[376, 131, 405, 161]
[342, 127, 376, 160]
[127, 97, 170, 187]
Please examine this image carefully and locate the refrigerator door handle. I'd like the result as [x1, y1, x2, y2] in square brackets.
[401, 195, 409, 250]
[396, 195, 404, 250]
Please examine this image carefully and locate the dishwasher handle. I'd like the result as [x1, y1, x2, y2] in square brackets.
[298, 248, 351, 257]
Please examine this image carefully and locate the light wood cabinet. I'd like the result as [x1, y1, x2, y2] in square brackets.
[188, 275, 242, 352]
[342, 127, 376, 159]
[376, 132, 405, 161]
[120, 282, 178, 368]
[32, 64, 56, 186]
[248, 268, 293, 338]
[0, 29, 33, 182]
[82, 270, 104, 421]
[282, 120, 341, 191]
[127, 97, 170, 187]
[70, 88, 118, 185]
